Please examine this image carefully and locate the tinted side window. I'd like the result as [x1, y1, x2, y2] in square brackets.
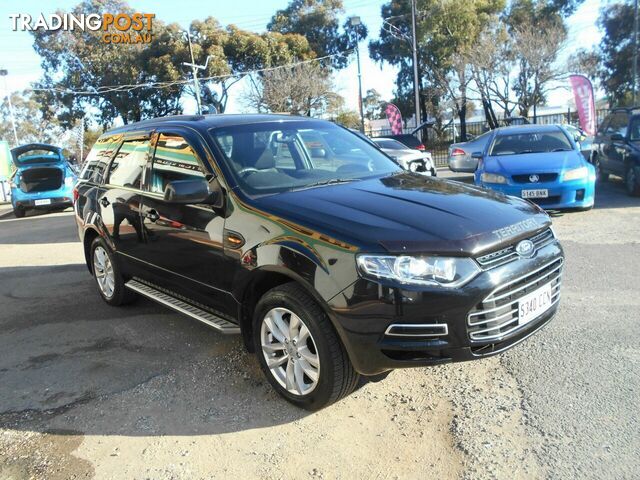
[108, 139, 150, 189]
[606, 113, 629, 136]
[150, 134, 205, 194]
[79, 134, 121, 184]
[629, 118, 640, 141]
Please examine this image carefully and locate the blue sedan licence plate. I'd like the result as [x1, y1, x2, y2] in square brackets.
[522, 189, 548, 199]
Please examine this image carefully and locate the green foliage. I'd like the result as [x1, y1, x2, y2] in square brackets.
[598, 2, 635, 106]
[0, 91, 65, 147]
[268, 0, 367, 69]
[333, 110, 361, 129]
[363, 89, 383, 120]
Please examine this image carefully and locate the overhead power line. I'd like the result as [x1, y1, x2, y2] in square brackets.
[29, 50, 353, 96]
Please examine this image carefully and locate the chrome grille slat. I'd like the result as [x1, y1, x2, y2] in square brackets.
[467, 258, 563, 342]
[476, 228, 556, 269]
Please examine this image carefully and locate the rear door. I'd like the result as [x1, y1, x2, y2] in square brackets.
[137, 128, 236, 317]
[602, 113, 629, 175]
[97, 133, 151, 262]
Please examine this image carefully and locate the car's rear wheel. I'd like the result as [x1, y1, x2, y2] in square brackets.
[13, 206, 26, 218]
[625, 164, 640, 196]
[90, 237, 137, 306]
[592, 155, 608, 183]
[253, 283, 360, 410]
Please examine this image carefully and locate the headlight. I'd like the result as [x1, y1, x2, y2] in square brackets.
[563, 166, 588, 181]
[356, 254, 481, 288]
[480, 172, 508, 184]
[409, 162, 420, 172]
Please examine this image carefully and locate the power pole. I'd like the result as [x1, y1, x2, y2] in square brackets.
[410, 0, 421, 137]
[182, 31, 205, 115]
[350, 16, 365, 132]
[0, 69, 19, 147]
[634, 0, 639, 104]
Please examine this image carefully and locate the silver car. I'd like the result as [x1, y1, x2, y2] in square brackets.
[447, 130, 494, 172]
[372, 138, 436, 176]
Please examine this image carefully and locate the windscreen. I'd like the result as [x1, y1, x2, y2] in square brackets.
[490, 131, 573, 156]
[209, 121, 400, 195]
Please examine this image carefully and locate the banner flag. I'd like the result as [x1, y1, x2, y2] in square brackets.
[384, 103, 403, 135]
[568, 75, 596, 136]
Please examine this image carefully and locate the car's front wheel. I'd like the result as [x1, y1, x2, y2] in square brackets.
[253, 283, 360, 410]
[90, 237, 137, 306]
[625, 164, 640, 196]
[592, 155, 608, 183]
[13, 206, 26, 218]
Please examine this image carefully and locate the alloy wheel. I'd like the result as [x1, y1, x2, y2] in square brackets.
[260, 307, 320, 396]
[93, 246, 115, 298]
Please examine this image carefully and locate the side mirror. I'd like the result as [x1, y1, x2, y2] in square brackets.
[164, 179, 217, 205]
[610, 133, 625, 142]
[471, 151, 483, 159]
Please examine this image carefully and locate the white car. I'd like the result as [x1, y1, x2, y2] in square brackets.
[372, 138, 436, 176]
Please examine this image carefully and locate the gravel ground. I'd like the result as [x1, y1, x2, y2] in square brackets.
[0, 175, 638, 479]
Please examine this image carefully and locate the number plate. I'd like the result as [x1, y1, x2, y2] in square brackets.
[34, 199, 51, 206]
[518, 282, 553, 326]
[522, 189, 548, 199]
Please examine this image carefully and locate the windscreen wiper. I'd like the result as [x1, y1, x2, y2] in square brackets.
[295, 178, 355, 190]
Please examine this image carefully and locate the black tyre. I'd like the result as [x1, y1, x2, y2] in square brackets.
[90, 237, 137, 306]
[624, 164, 640, 196]
[253, 282, 360, 410]
[592, 155, 608, 183]
[13, 206, 26, 218]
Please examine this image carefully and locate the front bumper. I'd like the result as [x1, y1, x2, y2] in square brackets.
[476, 178, 595, 209]
[328, 241, 564, 375]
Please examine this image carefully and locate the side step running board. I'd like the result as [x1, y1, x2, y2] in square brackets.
[125, 279, 240, 334]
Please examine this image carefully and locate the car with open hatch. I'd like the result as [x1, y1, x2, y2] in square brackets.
[9, 143, 77, 218]
[74, 114, 564, 409]
[474, 124, 596, 210]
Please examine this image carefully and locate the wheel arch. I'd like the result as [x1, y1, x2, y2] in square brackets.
[82, 227, 101, 273]
[235, 266, 336, 354]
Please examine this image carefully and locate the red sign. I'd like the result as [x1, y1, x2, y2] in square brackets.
[569, 75, 596, 136]
[384, 103, 403, 135]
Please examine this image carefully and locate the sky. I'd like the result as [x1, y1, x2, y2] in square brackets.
[0, 0, 606, 118]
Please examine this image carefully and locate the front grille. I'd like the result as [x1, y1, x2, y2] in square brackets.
[512, 173, 558, 183]
[476, 228, 555, 269]
[467, 258, 563, 342]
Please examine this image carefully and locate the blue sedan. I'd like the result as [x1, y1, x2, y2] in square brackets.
[474, 125, 596, 210]
[9, 143, 77, 218]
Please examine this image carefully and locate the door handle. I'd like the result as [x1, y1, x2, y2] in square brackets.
[145, 209, 159, 222]
[100, 197, 110, 207]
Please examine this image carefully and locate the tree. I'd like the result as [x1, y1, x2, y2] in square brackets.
[268, 0, 367, 69]
[369, 0, 504, 138]
[242, 62, 342, 116]
[363, 89, 383, 120]
[597, 2, 635, 106]
[334, 110, 361, 129]
[511, 18, 567, 119]
[32, 0, 185, 128]
[0, 91, 65, 147]
[186, 19, 314, 113]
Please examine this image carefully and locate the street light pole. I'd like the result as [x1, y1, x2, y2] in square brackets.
[634, 0, 639, 104]
[350, 16, 365, 133]
[183, 31, 203, 115]
[410, 0, 421, 137]
[0, 69, 19, 147]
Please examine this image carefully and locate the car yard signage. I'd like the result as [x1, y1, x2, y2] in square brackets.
[8, 12, 155, 44]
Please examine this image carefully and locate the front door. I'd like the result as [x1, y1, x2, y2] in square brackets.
[137, 130, 236, 318]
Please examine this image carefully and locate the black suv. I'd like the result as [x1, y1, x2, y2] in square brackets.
[74, 115, 564, 409]
[592, 107, 640, 195]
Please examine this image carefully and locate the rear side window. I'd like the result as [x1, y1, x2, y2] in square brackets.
[79, 134, 121, 184]
[149, 134, 205, 194]
[107, 139, 150, 189]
